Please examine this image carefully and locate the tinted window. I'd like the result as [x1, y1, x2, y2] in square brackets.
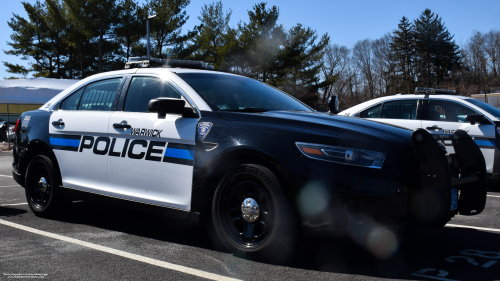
[360, 103, 382, 118]
[60, 87, 85, 110]
[465, 98, 500, 120]
[381, 100, 418, 119]
[124, 77, 184, 113]
[177, 73, 311, 112]
[78, 78, 122, 111]
[427, 100, 476, 122]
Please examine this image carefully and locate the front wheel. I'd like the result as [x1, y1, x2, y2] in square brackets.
[25, 154, 69, 217]
[211, 164, 297, 262]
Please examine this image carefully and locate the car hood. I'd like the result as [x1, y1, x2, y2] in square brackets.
[218, 110, 414, 152]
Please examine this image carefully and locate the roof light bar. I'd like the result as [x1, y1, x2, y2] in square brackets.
[124, 57, 214, 70]
[414, 87, 456, 95]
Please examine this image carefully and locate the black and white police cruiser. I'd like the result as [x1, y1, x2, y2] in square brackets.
[11, 59, 487, 260]
[339, 87, 500, 181]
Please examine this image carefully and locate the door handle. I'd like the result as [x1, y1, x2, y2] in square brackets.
[113, 123, 131, 129]
[52, 120, 64, 126]
[426, 126, 442, 131]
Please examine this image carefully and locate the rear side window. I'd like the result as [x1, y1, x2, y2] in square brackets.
[78, 78, 122, 111]
[360, 103, 382, 118]
[381, 100, 418, 120]
[123, 77, 185, 113]
[60, 87, 85, 110]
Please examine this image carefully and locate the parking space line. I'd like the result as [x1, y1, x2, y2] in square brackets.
[0, 219, 241, 281]
[0, 175, 12, 178]
[447, 224, 500, 233]
[487, 195, 500, 198]
[1, 203, 27, 206]
[0, 185, 20, 188]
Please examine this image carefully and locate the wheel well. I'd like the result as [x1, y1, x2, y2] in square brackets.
[20, 141, 61, 182]
[198, 150, 298, 225]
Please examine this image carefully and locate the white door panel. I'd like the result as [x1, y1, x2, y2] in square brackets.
[49, 110, 112, 189]
[107, 111, 197, 211]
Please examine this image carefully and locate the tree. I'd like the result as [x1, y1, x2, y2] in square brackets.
[232, 3, 285, 81]
[390, 16, 416, 94]
[187, 1, 235, 69]
[413, 8, 460, 87]
[4, 1, 60, 78]
[276, 24, 331, 106]
[353, 39, 375, 99]
[146, 0, 196, 59]
[320, 44, 351, 106]
[115, 0, 145, 59]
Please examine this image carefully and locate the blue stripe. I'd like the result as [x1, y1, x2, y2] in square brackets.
[475, 140, 495, 146]
[164, 148, 194, 160]
[50, 138, 80, 148]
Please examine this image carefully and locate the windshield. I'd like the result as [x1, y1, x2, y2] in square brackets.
[465, 98, 500, 120]
[176, 73, 312, 112]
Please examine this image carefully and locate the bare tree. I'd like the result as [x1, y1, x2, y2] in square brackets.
[372, 33, 395, 96]
[320, 44, 351, 103]
[484, 30, 500, 78]
[353, 39, 375, 99]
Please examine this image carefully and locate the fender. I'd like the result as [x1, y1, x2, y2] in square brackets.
[190, 145, 299, 221]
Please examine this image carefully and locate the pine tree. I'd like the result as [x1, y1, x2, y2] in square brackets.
[276, 24, 331, 106]
[146, 0, 196, 59]
[390, 16, 415, 93]
[413, 9, 460, 87]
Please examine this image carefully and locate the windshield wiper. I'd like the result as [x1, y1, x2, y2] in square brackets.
[222, 107, 270, 112]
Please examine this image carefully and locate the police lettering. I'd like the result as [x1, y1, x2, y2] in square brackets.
[130, 128, 163, 137]
[79, 136, 166, 162]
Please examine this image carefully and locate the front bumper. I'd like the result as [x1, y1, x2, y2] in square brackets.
[290, 129, 487, 234]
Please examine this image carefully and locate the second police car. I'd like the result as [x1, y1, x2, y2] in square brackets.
[339, 88, 500, 181]
[12, 59, 487, 260]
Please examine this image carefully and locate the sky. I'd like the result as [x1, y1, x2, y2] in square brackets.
[1, 0, 499, 79]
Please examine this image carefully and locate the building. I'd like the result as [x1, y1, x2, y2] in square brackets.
[0, 78, 79, 122]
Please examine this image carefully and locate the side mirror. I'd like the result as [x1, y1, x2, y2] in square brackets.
[148, 98, 198, 118]
[327, 95, 339, 114]
[465, 114, 489, 125]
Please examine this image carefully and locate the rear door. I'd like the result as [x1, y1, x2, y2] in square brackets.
[107, 75, 199, 211]
[421, 99, 496, 173]
[360, 99, 422, 130]
[49, 76, 124, 192]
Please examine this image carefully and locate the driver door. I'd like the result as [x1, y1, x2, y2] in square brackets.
[107, 75, 199, 211]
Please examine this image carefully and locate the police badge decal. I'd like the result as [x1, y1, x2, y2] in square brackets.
[197, 122, 213, 140]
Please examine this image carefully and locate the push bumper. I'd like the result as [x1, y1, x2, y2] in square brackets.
[409, 129, 486, 228]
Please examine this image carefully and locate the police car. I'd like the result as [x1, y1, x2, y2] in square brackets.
[339, 88, 500, 180]
[11, 60, 487, 260]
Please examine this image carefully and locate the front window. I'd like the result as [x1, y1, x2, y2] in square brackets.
[123, 76, 188, 113]
[176, 73, 311, 112]
[465, 98, 500, 120]
[427, 100, 476, 122]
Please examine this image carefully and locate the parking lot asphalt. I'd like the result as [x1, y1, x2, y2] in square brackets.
[1, 150, 500, 281]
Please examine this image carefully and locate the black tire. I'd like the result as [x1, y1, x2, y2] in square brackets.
[25, 154, 69, 217]
[210, 164, 297, 262]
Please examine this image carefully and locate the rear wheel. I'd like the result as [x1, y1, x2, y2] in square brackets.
[25, 154, 69, 217]
[211, 164, 297, 262]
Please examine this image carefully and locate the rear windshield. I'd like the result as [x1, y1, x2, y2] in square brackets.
[465, 98, 500, 120]
[176, 73, 311, 112]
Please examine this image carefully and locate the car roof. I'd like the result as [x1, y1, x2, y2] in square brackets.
[339, 94, 498, 121]
[41, 67, 239, 112]
[340, 94, 474, 114]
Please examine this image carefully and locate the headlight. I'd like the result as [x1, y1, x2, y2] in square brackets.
[296, 142, 386, 169]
